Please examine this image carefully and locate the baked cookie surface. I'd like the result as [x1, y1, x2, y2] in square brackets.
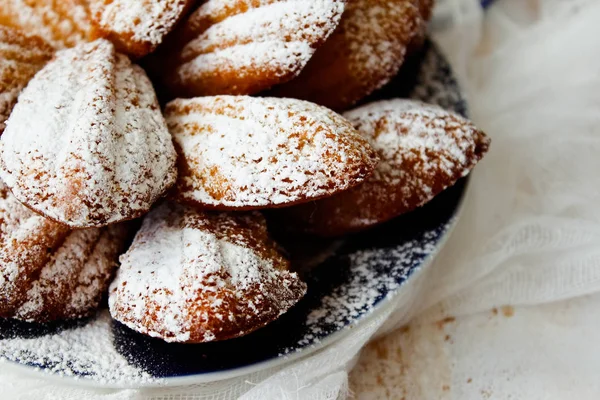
[0, 39, 177, 228]
[276, 99, 490, 236]
[109, 202, 307, 343]
[89, 0, 195, 58]
[162, 0, 346, 97]
[0, 180, 129, 323]
[166, 95, 378, 210]
[0, 0, 93, 49]
[272, 0, 422, 111]
[0, 26, 54, 135]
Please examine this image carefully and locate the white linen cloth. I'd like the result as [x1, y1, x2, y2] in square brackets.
[3, 0, 600, 398]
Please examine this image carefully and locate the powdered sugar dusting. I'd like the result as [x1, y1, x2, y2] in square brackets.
[409, 42, 468, 116]
[274, 98, 488, 236]
[344, 99, 488, 187]
[0, 178, 128, 322]
[90, 0, 192, 57]
[0, 0, 92, 48]
[166, 0, 345, 96]
[287, 223, 453, 352]
[0, 39, 177, 228]
[0, 183, 68, 316]
[0, 311, 156, 385]
[273, 0, 421, 110]
[175, 40, 314, 89]
[166, 96, 378, 209]
[343, 1, 416, 76]
[14, 225, 128, 322]
[109, 202, 307, 343]
[0, 26, 54, 134]
[182, 0, 343, 59]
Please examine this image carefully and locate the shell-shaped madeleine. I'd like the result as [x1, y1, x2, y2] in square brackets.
[165, 96, 378, 210]
[272, 0, 422, 111]
[0, 39, 177, 228]
[0, 0, 93, 49]
[109, 202, 306, 343]
[276, 100, 491, 236]
[0, 180, 130, 323]
[163, 0, 346, 97]
[0, 26, 54, 134]
[89, 0, 195, 58]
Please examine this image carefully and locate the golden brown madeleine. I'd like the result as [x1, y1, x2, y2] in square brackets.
[272, 0, 422, 111]
[89, 0, 196, 58]
[0, 40, 177, 228]
[0, 0, 93, 49]
[0, 180, 130, 323]
[161, 0, 346, 97]
[0, 26, 54, 135]
[109, 202, 306, 343]
[276, 99, 490, 236]
[165, 96, 378, 210]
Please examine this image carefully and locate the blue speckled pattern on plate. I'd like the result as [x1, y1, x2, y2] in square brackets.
[0, 41, 469, 387]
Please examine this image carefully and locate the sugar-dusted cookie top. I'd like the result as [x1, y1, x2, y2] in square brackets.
[276, 99, 491, 236]
[162, 0, 346, 97]
[0, 0, 93, 49]
[0, 39, 177, 228]
[273, 0, 422, 111]
[165, 95, 378, 209]
[109, 201, 306, 343]
[0, 26, 54, 135]
[89, 0, 195, 58]
[0, 179, 129, 322]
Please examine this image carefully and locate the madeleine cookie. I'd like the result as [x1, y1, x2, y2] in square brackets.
[165, 96, 378, 210]
[0, 39, 177, 228]
[0, 0, 93, 49]
[109, 202, 306, 343]
[0, 180, 129, 323]
[162, 0, 346, 97]
[273, 0, 422, 111]
[89, 0, 195, 58]
[0, 26, 54, 135]
[277, 100, 490, 236]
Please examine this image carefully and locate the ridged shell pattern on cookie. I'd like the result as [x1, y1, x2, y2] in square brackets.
[0, 39, 178, 228]
[109, 202, 307, 343]
[0, 0, 93, 49]
[89, 0, 195, 58]
[277, 99, 491, 236]
[165, 95, 378, 209]
[0, 180, 129, 323]
[0, 26, 54, 135]
[273, 0, 421, 111]
[163, 0, 346, 97]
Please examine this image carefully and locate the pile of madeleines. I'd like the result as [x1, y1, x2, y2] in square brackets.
[0, 0, 489, 344]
